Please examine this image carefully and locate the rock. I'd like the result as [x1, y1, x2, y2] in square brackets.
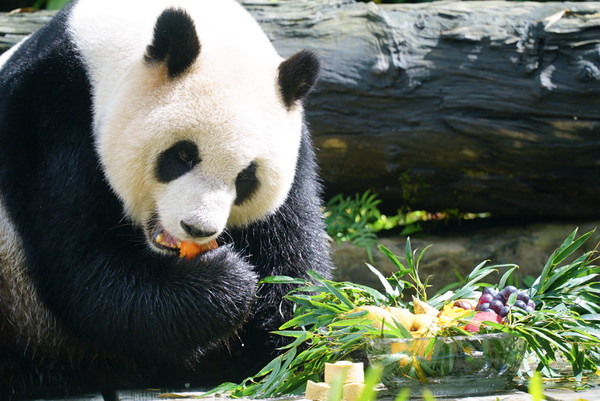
[332, 220, 600, 294]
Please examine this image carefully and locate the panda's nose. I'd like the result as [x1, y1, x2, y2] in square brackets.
[180, 221, 217, 239]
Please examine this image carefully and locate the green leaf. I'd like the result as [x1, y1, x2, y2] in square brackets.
[556, 274, 598, 292]
[378, 245, 405, 270]
[280, 312, 318, 330]
[498, 265, 519, 289]
[328, 318, 374, 328]
[315, 280, 355, 309]
[394, 387, 411, 401]
[276, 331, 310, 350]
[579, 313, 600, 321]
[529, 371, 544, 401]
[405, 237, 414, 269]
[358, 365, 382, 401]
[286, 296, 348, 314]
[340, 282, 387, 304]
[261, 275, 307, 285]
[366, 263, 400, 297]
[327, 369, 345, 401]
[553, 229, 593, 266]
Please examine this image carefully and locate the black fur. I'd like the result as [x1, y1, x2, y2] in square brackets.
[145, 8, 201, 78]
[234, 161, 259, 206]
[0, 2, 331, 400]
[278, 50, 320, 109]
[156, 140, 201, 183]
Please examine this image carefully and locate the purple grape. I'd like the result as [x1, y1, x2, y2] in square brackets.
[490, 300, 504, 313]
[525, 306, 535, 313]
[517, 292, 530, 304]
[514, 300, 527, 310]
[479, 302, 490, 311]
[493, 293, 506, 303]
[482, 287, 498, 297]
[479, 293, 493, 304]
[479, 307, 492, 313]
[501, 285, 518, 299]
[499, 306, 510, 318]
[527, 299, 535, 310]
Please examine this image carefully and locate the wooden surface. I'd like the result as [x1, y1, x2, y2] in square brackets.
[28, 387, 600, 401]
[1, 1, 600, 217]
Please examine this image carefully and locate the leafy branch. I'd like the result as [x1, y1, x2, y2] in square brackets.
[205, 228, 600, 398]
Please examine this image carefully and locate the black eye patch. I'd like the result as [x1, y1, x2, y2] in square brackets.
[156, 140, 200, 183]
[234, 162, 259, 206]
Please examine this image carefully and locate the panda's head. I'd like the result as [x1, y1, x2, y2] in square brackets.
[70, 0, 319, 255]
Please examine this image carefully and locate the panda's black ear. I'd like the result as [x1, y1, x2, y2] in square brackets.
[278, 50, 320, 109]
[145, 8, 200, 78]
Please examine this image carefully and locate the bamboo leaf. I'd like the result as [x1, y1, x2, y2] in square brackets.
[498, 265, 519, 289]
[261, 275, 307, 285]
[366, 263, 399, 297]
[405, 238, 414, 269]
[277, 331, 310, 350]
[378, 245, 405, 270]
[358, 365, 382, 401]
[553, 229, 594, 266]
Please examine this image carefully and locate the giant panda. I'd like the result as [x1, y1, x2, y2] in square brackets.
[0, 0, 332, 399]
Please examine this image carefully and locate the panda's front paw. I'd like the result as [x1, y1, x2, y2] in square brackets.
[163, 244, 259, 350]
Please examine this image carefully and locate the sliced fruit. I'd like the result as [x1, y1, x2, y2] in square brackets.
[450, 299, 477, 310]
[324, 361, 364, 384]
[409, 314, 439, 337]
[346, 305, 397, 330]
[384, 306, 415, 327]
[464, 311, 503, 333]
[412, 297, 439, 316]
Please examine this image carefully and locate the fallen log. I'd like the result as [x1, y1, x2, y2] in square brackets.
[1, 1, 599, 218]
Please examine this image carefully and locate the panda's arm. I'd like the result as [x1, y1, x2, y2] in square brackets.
[31, 244, 258, 360]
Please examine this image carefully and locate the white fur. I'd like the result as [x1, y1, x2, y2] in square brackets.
[68, 0, 305, 244]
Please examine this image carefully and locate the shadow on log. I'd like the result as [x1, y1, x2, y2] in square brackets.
[1, 1, 599, 218]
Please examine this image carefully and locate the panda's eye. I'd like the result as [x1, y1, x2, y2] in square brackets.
[178, 148, 193, 166]
[156, 140, 200, 183]
[234, 161, 259, 206]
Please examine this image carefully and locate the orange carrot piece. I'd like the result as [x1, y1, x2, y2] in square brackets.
[179, 239, 218, 260]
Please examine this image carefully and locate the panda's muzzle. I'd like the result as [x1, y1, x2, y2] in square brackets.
[180, 221, 217, 239]
[147, 218, 220, 258]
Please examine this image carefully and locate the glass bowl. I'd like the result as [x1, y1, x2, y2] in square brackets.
[366, 332, 527, 397]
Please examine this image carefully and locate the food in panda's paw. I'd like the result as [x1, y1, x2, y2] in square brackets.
[179, 239, 218, 260]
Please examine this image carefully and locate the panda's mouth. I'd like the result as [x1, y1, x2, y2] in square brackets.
[151, 227, 180, 252]
[148, 222, 219, 259]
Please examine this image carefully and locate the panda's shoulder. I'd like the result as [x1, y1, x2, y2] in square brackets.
[0, 3, 78, 85]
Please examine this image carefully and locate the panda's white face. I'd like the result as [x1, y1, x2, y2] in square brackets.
[68, 0, 317, 254]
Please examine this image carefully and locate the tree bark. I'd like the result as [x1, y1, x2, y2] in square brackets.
[1, 1, 600, 218]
